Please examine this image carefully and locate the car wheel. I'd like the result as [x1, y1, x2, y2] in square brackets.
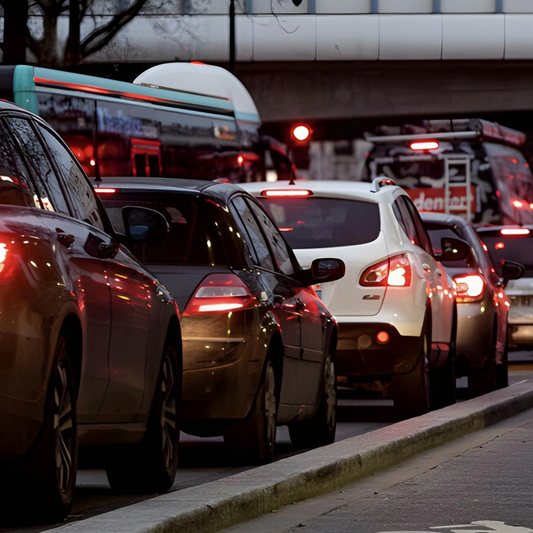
[289, 352, 337, 448]
[1, 335, 78, 524]
[105, 334, 180, 494]
[224, 358, 278, 464]
[468, 320, 497, 397]
[393, 315, 431, 419]
[430, 306, 457, 410]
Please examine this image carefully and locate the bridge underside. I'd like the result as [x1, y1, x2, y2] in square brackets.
[234, 60, 533, 138]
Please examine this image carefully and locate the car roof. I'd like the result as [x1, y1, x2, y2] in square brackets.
[420, 211, 469, 227]
[93, 177, 243, 197]
[239, 180, 400, 202]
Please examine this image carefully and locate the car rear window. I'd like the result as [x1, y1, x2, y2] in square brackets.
[258, 197, 380, 249]
[478, 231, 533, 277]
[100, 191, 226, 266]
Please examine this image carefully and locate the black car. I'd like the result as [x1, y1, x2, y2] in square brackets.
[96, 177, 345, 463]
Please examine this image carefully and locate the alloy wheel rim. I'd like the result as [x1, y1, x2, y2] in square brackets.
[264, 362, 277, 448]
[160, 355, 177, 470]
[324, 356, 337, 431]
[54, 361, 74, 494]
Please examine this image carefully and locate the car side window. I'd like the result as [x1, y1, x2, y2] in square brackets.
[393, 197, 420, 247]
[246, 198, 295, 277]
[231, 196, 275, 271]
[0, 119, 41, 208]
[403, 196, 434, 255]
[36, 124, 104, 231]
[5, 117, 70, 215]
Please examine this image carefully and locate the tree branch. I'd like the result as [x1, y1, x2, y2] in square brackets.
[80, 0, 148, 58]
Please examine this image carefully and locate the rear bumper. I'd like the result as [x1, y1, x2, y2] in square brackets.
[336, 323, 422, 379]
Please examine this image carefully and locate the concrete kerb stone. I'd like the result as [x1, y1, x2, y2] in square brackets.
[51, 380, 533, 533]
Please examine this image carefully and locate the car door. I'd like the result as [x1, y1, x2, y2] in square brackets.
[6, 115, 112, 424]
[246, 198, 326, 403]
[34, 122, 157, 423]
[400, 195, 454, 347]
[230, 195, 303, 405]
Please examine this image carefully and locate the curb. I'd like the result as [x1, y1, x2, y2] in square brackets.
[51, 380, 533, 533]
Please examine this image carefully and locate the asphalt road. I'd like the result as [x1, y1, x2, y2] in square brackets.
[223, 389, 533, 533]
[3, 352, 533, 533]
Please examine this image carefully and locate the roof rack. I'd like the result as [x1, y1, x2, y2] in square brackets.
[371, 177, 396, 193]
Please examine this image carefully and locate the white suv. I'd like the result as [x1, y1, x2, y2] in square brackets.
[241, 179, 464, 417]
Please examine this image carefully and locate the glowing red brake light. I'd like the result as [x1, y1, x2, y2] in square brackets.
[453, 274, 485, 303]
[94, 188, 117, 194]
[262, 189, 313, 198]
[183, 274, 258, 316]
[512, 199, 524, 209]
[500, 228, 530, 236]
[360, 254, 411, 288]
[409, 140, 440, 152]
[0, 243, 8, 273]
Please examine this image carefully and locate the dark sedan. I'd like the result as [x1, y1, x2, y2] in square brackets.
[96, 177, 345, 463]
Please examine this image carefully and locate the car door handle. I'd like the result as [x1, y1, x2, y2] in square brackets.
[56, 229, 75, 248]
[99, 241, 119, 259]
[421, 263, 432, 273]
[296, 298, 306, 309]
[273, 294, 285, 305]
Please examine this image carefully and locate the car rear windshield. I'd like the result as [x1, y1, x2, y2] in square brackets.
[479, 231, 533, 277]
[258, 197, 380, 249]
[101, 191, 226, 266]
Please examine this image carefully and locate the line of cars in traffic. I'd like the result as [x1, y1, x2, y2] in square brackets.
[1, 100, 531, 525]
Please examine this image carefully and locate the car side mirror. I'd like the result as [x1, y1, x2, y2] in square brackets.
[311, 258, 346, 284]
[122, 206, 169, 243]
[437, 237, 471, 262]
[502, 260, 525, 282]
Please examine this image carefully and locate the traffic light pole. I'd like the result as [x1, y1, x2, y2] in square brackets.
[229, 0, 236, 73]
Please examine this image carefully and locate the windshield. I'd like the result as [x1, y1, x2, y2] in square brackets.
[258, 197, 380, 249]
[101, 191, 226, 266]
[479, 231, 533, 277]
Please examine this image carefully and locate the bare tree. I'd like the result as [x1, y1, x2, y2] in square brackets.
[0, 0, 156, 67]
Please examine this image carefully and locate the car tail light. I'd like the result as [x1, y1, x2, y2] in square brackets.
[360, 254, 412, 287]
[261, 189, 313, 198]
[183, 273, 258, 316]
[94, 188, 117, 194]
[0, 239, 18, 284]
[453, 274, 486, 303]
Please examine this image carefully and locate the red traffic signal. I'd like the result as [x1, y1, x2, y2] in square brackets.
[291, 123, 313, 143]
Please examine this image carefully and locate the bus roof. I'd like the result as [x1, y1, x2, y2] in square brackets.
[133, 63, 261, 127]
[12, 65, 235, 117]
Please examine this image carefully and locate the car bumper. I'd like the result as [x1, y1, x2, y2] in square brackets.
[336, 322, 422, 379]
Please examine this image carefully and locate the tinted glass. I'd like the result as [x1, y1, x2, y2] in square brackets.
[0, 120, 40, 208]
[6, 117, 70, 215]
[247, 199, 295, 276]
[478, 231, 533, 277]
[393, 197, 420, 247]
[232, 196, 275, 270]
[425, 225, 479, 268]
[37, 125, 104, 230]
[259, 197, 380, 249]
[101, 191, 226, 266]
[403, 196, 433, 254]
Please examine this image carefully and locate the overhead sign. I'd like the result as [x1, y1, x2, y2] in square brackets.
[407, 186, 477, 214]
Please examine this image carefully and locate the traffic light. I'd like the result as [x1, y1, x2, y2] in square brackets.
[289, 123, 313, 169]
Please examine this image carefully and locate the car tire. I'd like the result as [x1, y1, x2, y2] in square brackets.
[468, 320, 497, 397]
[393, 314, 431, 419]
[289, 352, 337, 448]
[430, 307, 457, 410]
[105, 333, 180, 494]
[224, 358, 278, 464]
[1, 335, 78, 524]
